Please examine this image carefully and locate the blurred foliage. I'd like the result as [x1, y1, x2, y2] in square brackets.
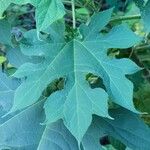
[134, 83, 150, 125]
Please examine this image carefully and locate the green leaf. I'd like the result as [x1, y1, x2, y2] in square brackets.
[141, 0, 150, 32]
[0, 0, 65, 32]
[0, 100, 45, 149]
[90, 108, 150, 150]
[0, 72, 20, 115]
[0, 71, 79, 150]
[76, 8, 89, 15]
[0, 56, 6, 64]
[0, 19, 11, 45]
[134, 0, 150, 32]
[6, 47, 43, 68]
[0, 0, 35, 18]
[82, 118, 105, 150]
[35, 0, 65, 32]
[45, 85, 110, 142]
[80, 8, 113, 40]
[82, 108, 150, 150]
[12, 9, 141, 142]
[37, 120, 79, 150]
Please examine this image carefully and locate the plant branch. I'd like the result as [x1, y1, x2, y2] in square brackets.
[71, 0, 76, 29]
[110, 14, 141, 23]
[63, 0, 72, 4]
[63, 0, 81, 7]
[134, 44, 150, 51]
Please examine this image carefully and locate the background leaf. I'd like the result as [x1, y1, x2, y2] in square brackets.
[0, 19, 11, 45]
[0, 0, 65, 32]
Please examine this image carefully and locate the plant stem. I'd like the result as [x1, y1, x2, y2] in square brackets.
[134, 44, 150, 51]
[71, 0, 76, 29]
[63, 0, 72, 4]
[63, 0, 81, 7]
[110, 14, 141, 23]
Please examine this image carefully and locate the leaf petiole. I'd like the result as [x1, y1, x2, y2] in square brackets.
[71, 0, 76, 29]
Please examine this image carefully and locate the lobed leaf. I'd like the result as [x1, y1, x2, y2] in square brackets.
[0, 71, 78, 150]
[10, 8, 142, 143]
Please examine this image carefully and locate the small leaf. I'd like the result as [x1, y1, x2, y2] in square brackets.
[76, 8, 89, 15]
[0, 56, 6, 64]
[36, 0, 65, 32]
